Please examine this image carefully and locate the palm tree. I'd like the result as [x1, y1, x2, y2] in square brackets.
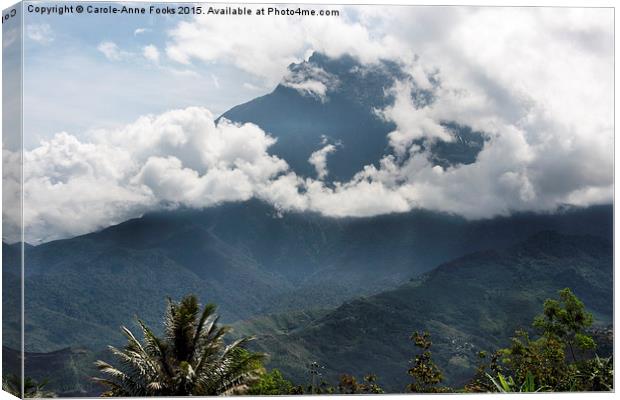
[93, 295, 265, 396]
[2, 375, 56, 398]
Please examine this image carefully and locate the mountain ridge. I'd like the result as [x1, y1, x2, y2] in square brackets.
[5, 202, 612, 353]
[233, 230, 613, 391]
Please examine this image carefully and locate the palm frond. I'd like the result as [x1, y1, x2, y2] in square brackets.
[93, 295, 263, 396]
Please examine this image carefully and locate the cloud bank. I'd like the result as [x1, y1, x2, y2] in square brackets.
[6, 7, 613, 243]
[7, 108, 295, 242]
[165, 7, 406, 85]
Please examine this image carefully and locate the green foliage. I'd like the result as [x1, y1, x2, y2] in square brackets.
[498, 330, 565, 390]
[12, 231, 614, 394]
[487, 288, 612, 392]
[407, 331, 450, 393]
[337, 374, 384, 394]
[575, 333, 596, 352]
[292, 373, 384, 395]
[533, 288, 595, 361]
[226, 232, 612, 391]
[93, 295, 265, 396]
[571, 355, 613, 391]
[464, 351, 503, 392]
[2, 374, 56, 398]
[247, 369, 295, 395]
[16, 230, 612, 395]
[486, 371, 544, 393]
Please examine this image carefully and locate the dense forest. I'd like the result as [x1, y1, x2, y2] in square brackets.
[4, 288, 612, 397]
[2, 228, 614, 397]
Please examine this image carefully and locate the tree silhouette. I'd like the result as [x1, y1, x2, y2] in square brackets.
[407, 331, 450, 393]
[533, 287, 595, 361]
[94, 295, 264, 396]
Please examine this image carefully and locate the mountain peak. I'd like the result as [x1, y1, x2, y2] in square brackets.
[282, 51, 407, 108]
[222, 52, 486, 181]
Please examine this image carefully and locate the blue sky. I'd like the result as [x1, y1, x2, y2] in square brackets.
[22, 1, 277, 148]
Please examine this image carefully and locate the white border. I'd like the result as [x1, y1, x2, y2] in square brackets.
[0, 1, 616, 400]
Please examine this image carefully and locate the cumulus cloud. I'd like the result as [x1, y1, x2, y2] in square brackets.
[166, 15, 302, 84]
[11, 132, 152, 243]
[165, 7, 407, 85]
[300, 8, 610, 220]
[377, 80, 452, 157]
[9, 7, 613, 243]
[3, 148, 23, 243]
[142, 44, 160, 63]
[9, 108, 289, 243]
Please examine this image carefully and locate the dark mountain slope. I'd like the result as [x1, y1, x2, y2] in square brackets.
[221, 53, 485, 181]
[2, 242, 21, 352]
[3, 346, 103, 397]
[11, 202, 612, 353]
[9, 229, 612, 396]
[221, 53, 399, 181]
[235, 231, 613, 391]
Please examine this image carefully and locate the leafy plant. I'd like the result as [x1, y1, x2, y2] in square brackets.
[490, 288, 612, 392]
[337, 374, 384, 394]
[2, 375, 56, 398]
[570, 355, 613, 391]
[287, 373, 384, 395]
[486, 371, 545, 393]
[247, 369, 295, 395]
[533, 288, 595, 362]
[464, 350, 504, 392]
[93, 295, 265, 396]
[499, 329, 565, 390]
[407, 331, 450, 393]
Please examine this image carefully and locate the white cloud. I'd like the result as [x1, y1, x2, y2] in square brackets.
[304, 178, 411, 218]
[142, 44, 160, 63]
[134, 27, 150, 36]
[13, 107, 289, 243]
[97, 41, 125, 61]
[282, 64, 339, 102]
[377, 80, 453, 157]
[268, 7, 611, 220]
[132, 156, 255, 206]
[165, 7, 408, 85]
[166, 16, 302, 84]
[26, 24, 54, 44]
[2, 148, 23, 243]
[17, 132, 152, 243]
[10, 7, 613, 243]
[308, 144, 337, 180]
